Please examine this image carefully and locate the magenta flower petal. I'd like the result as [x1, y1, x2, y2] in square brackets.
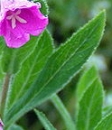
[0, 0, 48, 48]
[4, 31, 30, 48]
[0, 119, 3, 130]
[18, 7, 48, 34]
[30, 28, 46, 36]
[1, 17, 30, 48]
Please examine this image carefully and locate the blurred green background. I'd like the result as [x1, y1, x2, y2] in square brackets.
[19, 0, 112, 129]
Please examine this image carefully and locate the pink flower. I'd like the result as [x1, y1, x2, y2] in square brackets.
[0, 119, 3, 130]
[0, 0, 48, 48]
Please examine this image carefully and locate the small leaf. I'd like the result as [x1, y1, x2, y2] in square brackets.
[34, 0, 49, 15]
[76, 66, 99, 102]
[8, 124, 24, 130]
[76, 78, 104, 130]
[0, 37, 5, 52]
[94, 113, 112, 130]
[35, 109, 57, 130]
[4, 11, 105, 128]
[103, 106, 112, 117]
[51, 95, 76, 130]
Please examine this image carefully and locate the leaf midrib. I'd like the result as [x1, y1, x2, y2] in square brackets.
[85, 82, 97, 130]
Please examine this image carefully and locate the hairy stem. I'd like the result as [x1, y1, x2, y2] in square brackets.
[0, 73, 11, 118]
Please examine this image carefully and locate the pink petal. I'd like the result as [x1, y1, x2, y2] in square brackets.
[0, 119, 3, 130]
[4, 26, 30, 48]
[0, 18, 30, 48]
[30, 28, 46, 36]
[18, 6, 48, 35]
[4, 33, 30, 48]
[1, 0, 41, 12]
[0, 0, 48, 48]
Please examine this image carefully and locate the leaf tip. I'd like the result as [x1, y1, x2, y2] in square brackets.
[98, 9, 106, 22]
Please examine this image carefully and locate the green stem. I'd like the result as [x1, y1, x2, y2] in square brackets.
[51, 94, 76, 130]
[0, 73, 11, 118]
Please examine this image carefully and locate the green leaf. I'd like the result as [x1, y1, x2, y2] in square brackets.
[94, 113, 112, 130]
[4, 11, 105, 129]
[35, 109, 57, 130]
[8, 124, 24, 130]
[76, 66, 99, 102]
[51, 94, 76, 130]
[1, 36, 40, 74]
[4, 30, 53, 114]
[0, 37, 5, 52]
[76, 78, 104, 130]
[0, 38, 5, 90]
[34, 0, 49, 15]
[103, 106, 112, 118]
